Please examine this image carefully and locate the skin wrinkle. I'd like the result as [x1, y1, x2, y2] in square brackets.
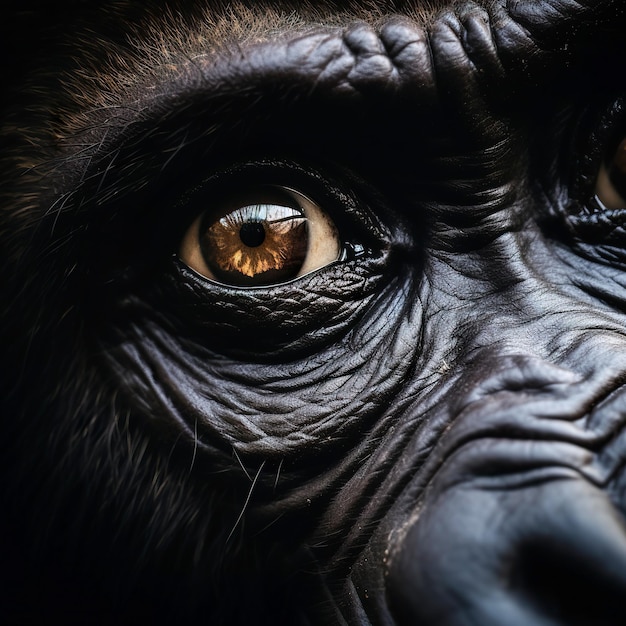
[343, 26, 400, 91]
[125, 315, 415, 456]
[160, 256, 390, 360]
[0, 1, 608, 282]
[315, 352, 466, 562]
[461, 9, 507, 84]
[411, 378, 591, 490]
[366, 324, 626, 532]
[12, 0, 606, 167]
[6, 1, 626, 625]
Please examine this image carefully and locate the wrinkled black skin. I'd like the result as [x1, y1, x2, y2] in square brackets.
[3, 0, 626, 624]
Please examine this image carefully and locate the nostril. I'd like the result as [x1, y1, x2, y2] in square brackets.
[512, 540, 626, 626]
[386, 476, 626, 626]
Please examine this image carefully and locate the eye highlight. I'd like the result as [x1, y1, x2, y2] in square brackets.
[595, 137, 626, 210]
[180, 186, 341, 287]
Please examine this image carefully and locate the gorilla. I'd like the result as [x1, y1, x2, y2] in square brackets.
[3, 0, 626, 624]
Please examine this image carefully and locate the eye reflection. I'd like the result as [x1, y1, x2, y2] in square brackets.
[180, 186, 341, 287]
[203, 202, 308, 285]
[595, 137, 626, 210]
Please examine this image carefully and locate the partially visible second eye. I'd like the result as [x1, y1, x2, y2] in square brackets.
[179, 186, 341, 287]
[595, 136, 626, 210]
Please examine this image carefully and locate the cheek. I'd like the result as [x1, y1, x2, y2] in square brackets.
[101, 280, 425, 464]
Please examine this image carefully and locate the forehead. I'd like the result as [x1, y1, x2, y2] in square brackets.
[2, 0, 624, 206]
[4, 1, 619, 103]
[7, 1, 611, 119]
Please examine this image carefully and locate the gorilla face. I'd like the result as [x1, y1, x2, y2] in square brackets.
[3, 1, 626, 624]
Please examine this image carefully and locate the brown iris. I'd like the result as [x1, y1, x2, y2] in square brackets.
[596, 137, 626, 209]
[180, 185, 341, 287]
[200, 201, 308, 286]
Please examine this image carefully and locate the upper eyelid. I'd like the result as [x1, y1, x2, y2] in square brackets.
[70, 151, 397, 296]
[173, 162, 392, 249]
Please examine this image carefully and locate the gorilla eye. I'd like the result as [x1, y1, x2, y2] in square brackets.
[595, 136, 626, 210]
[179, 186, 341, 287]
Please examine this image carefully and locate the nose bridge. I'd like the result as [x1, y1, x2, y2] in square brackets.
[410, 352, 604, 494]
[433, 348, 626, 485]
[426, 220, 626, 369]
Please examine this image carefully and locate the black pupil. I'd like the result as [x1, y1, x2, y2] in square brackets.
[239, 222, 266, 247]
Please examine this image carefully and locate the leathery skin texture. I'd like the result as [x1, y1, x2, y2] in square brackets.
[3, 0, 626, 624]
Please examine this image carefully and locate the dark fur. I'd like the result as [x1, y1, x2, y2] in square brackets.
[3, 1, 626, 624]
